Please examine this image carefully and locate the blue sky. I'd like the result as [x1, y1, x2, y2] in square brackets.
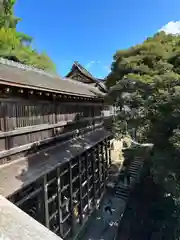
[15, 0, 180, 78]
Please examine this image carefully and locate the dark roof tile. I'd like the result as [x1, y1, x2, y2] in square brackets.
[0, 59, 104, 98]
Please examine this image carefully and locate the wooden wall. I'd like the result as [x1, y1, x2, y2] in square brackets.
[0, 94, 104, 165]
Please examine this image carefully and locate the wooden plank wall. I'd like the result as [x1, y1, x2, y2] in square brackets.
[0, 97, 104, 164]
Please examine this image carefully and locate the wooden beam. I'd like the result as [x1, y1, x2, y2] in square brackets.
[0, 116, 103, 138]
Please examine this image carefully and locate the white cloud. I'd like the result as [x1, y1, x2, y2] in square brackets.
[159, 21, 180, 35]
[85, 60, 101, 70]
[85, 60, 111, 77]
[85, 60, 95, 70]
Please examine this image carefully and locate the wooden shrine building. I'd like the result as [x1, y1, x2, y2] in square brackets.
[66, 61, 107, 93]
[0, 58, 113, 239]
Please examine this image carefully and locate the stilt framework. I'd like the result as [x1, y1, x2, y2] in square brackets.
[8, 138, 111, 239]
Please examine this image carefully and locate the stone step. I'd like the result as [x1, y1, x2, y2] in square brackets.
[115, 192, 129, 200]
[133, 158, 142, 161]
[134, 157, 143, 160]
[131, 160, 142, 164]
[129, 165, 142, 169]
[115, 190, 129, 197]
[129, 166, 140, 171]
[133, 161, 142, 165]
[131, 162, 142, 166]
[130, 166, 141, 170]
[116, 184, 130, 189]
[129, 168, 139, 173]
[129, 171, 139, 176]
[115, 195, 128, 201]
[116, 191, 130, 197]
[132, 160, 143, 164]
[115, 192, 129, 198]
[116, 187, 130, 193]
[117, 171, 138, 179]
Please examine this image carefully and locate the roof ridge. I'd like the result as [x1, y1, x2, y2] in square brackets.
[0, 58, 57, 79]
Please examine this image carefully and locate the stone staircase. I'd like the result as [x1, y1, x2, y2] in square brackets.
[115, 157, 144, 200]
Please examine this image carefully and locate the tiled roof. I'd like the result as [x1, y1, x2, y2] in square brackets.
[73, 61, 96, 80]
[0, 58, 105, 98]
[67, 61, 107, 93]
[0, 129, 112, 197]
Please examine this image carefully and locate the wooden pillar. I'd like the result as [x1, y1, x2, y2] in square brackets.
[78, 156, 83, 224]
[97, 144, 101, 196]
[43, 174, 49, 229]
[69, 161, 75, 235]
[103, 140, 108, 180]
[92, 148, 96, 206]
[85, 152, 90, 210]
[57, 167, 63, 236]
[101, 141, 106, 190]
[108, 139, 112, 166]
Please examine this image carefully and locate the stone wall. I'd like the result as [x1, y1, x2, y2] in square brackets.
[110, 136, 132, 165]
[0, 195, 62, 240]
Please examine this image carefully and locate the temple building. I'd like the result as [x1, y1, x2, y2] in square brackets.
[66, 61, 107, 93]
[0, 58, 113, 239]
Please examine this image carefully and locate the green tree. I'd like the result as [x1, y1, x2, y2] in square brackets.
[0, 0, 56, 72]
[107, 32, 180, 237]
[0, 0, 20, 28]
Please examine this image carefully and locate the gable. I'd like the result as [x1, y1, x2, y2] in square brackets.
[67, 67, 95, 84]
[66, 61, 107, 93]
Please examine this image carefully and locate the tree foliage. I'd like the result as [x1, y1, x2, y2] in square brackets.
[107, 32, 180, 237]
[0, 0, 56, 72]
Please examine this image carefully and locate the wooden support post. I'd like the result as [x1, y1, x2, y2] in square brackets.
[105, 139, 108, 175]
[69, 161, 75, 235]
[85, 152, 90, 211]
[92, 148, 96, 206]
[57, 167, 63, 237]
[101, 142, 106, 191]
[102, 141, 106, 181]
[108, 139, 112, 167]
[43, 174, 49, 229]
[97, 144, 101, 196]
[78, 156, 83, 224]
